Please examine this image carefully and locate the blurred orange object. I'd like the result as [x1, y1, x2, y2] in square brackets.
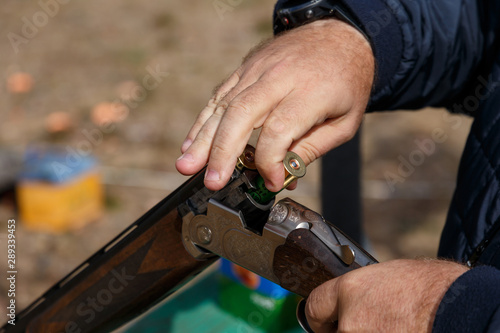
[17, 171, 103, 233]
[232, 264, 260, 290]
[45, 111, 73, 133]
[91, 102, 129, 126]
[7, 72, 34, 94]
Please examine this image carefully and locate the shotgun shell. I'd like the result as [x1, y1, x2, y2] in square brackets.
[248, 151, 306, 204]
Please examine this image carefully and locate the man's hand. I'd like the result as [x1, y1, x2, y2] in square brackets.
[176, 19, 374, 191]
[305, 259, 469, 332]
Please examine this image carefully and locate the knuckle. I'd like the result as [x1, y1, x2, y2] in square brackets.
[197, 106, 215, 123]
[265, 57, 294, 81]
[213, 100, 229, 117]
[253, 156, 285, 188]
[195, 135, 212, 149]
[226, 100, 252, 118]
[264, 116, 287, 135]
[304, 292, 323, 322]
[213, 126, 232, 146]
[344, 126, 358, 141]
[268, 63, 287, 80]
[213, 70, 241, 101]
[210, 143, 237, 167]
[194, 127, 217, 148]
[298, 142, 322, 164]
[244, 56, 267, 74]
[259, 164, 284, 184]
[336, 125, 357, 145]
[211, 143, 229, 157]
[213, 89, 228, 104]
[206, 96, 219, 110]
[338, 274, 359, 295]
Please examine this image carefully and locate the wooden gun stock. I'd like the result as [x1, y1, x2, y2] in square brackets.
[273, 228, 362, 298]
[1, 170, 217, 333]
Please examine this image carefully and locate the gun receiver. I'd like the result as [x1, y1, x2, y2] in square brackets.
[180, 145, 376, 298]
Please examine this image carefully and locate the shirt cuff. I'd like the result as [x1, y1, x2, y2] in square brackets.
[335, 0, 403, 95]
[433, 266, 500, 333]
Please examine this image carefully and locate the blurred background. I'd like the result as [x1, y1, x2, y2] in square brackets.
[0, 0, 472, 330]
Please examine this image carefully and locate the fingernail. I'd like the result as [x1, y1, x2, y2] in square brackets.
[177, 153, 195, 163]
[205, 169, 220, 181]
[181, 139, 193, 152]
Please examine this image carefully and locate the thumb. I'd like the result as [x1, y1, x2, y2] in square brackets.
[305, 278, 341, 333]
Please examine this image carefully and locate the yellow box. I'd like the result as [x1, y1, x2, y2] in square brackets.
[17, 171, 103, 233]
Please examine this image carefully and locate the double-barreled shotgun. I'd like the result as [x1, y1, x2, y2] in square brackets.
[1, 145, 377, 333]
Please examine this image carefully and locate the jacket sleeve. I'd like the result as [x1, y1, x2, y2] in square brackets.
[274, 0, 495, 111]
[433, 266, 500, 333]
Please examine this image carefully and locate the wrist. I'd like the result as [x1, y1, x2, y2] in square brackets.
[290, 18, 374, 94]
[274, 0, 367, 40]
[414, 260, 469, 330]
[302, 18, 370, 48]
[273, 0, 404, 99]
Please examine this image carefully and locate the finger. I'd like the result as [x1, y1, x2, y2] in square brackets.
[181, 99, 218, 153]
[286, 179, 298, 191]
[254, 93, 328, 192]
[205, 79, 289, 190]
[176, 106, 226, 176]
[306, 279, 340, 333]
[181, 71, 242, 153]
[213, 69, 243, 102]
[289, 113, 362, 166]
[177, 69, 266, 177]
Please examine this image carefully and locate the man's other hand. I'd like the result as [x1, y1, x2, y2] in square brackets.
[305, 259, 469, 332]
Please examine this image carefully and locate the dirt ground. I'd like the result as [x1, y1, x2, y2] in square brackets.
[0, 0, 473, 327]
